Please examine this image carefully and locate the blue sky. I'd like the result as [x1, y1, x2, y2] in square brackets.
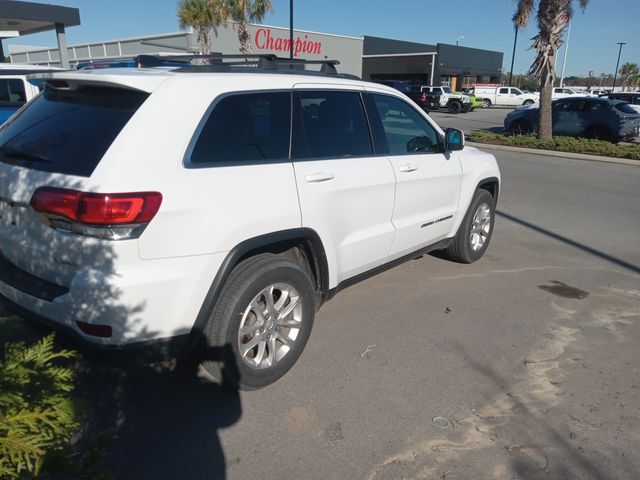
[4, 0, 639, 76]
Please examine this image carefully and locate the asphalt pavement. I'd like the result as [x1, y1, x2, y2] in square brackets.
[2, 147, 639, 479]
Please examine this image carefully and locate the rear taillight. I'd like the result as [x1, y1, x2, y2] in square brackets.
[420, 93, 427, 102]
[30, 187, 162, 240]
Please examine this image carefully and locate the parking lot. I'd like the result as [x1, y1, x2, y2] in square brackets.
[430, 106, 640, 144]
[3, 144, 638, 479]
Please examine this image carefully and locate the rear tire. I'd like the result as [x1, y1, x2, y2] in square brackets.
[584, 125, 613, 142]
[483, 98, 492, 108]
[200, 253, 316, 390]
[444, 189, 495, 264]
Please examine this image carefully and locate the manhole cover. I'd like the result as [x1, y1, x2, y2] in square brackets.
[432, 416, 451, 429]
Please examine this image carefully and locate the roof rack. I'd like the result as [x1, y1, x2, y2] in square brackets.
[134, 53, 360, 79]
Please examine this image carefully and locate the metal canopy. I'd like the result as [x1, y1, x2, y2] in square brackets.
[0, 1, 79, 36]
[0, 1, 80, 68]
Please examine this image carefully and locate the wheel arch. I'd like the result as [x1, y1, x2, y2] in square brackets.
[185, 228, 330, 352]
[478, 176, 500, 202]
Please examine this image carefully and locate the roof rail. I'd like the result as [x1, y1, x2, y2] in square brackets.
[134, 53, 354, 78]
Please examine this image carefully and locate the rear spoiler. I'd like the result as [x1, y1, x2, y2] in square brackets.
[26, 71, 171, 93]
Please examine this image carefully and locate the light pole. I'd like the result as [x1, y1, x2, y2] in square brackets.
[508, 25, 518, 86]
[289, 0, 294, 59]
[611, 42, 626, 92]
[456, 36, 464, 46]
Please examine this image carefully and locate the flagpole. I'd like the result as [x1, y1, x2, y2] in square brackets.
[559, 18, 572, 88]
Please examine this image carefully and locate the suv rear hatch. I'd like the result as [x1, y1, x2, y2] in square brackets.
[0, 82, 149, 296]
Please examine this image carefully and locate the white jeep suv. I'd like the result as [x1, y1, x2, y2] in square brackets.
[0, 56, 500, 389]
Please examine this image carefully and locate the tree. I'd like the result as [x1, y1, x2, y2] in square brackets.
[619, 62, 639, 91]
[178, 0, 225, 54]
[514, 0, 589, 140]
[225, 0, 273, 55]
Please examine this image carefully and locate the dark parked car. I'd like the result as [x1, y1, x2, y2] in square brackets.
[606, 92, 640, 114]
[504, 97, 640, 142]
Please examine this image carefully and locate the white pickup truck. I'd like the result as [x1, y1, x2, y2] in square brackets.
[472, 86, 539, 108]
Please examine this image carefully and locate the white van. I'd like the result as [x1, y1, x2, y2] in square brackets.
[472, 86, 539, 108]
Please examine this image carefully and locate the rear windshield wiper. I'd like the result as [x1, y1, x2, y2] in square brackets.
[0, 146, 52, 164]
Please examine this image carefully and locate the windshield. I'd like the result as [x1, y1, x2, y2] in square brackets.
[442, 87, 453, 94]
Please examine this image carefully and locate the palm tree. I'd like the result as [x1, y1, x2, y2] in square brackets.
[178, 0, 225, 54]
[513, 0, 589, 140]
[225, 0, 273, 55]
[619, 62, 639, 91]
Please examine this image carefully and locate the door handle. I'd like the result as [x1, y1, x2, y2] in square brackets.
[304, 172, 335, 183]
[399, 164, 418, 172]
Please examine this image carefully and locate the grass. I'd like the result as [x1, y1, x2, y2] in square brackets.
[467, 131, 640, 160]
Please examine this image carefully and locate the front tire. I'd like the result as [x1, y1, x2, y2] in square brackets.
[510, 119, 533, 135]
[523, 100, 534, 106]
[201, 253, 316, 390]
[448, 101, 462, 114]
[445, 189, 495, 264]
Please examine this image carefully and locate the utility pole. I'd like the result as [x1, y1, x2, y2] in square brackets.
[508, 25, 518, 86]
[611, 42, 626, 92]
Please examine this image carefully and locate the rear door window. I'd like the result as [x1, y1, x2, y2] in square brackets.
[292, 90, 372, 159]
[189, 91, 291, 165]
[0, 86, 148, 177]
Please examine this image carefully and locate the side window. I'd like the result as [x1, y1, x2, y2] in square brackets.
[499, 88, 509, 94]
[292, 90, 372, 159]
[370, 94, 440, 155]
[0, 79, 27, 104]
[586, 101, 603, 111]
[512, 88, 523, 96]
[190, 91, 290, 165]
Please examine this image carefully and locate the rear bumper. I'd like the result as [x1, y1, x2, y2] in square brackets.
[0, 251, 227, 348]
[1, 294, 191, 360]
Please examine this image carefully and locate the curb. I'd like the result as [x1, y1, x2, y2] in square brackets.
[467, 142, 639, 166]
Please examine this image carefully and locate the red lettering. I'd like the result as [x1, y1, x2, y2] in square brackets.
[255, 28, 266, 49]
[266, 29, 275, 50]
[256, 30, 322, 55]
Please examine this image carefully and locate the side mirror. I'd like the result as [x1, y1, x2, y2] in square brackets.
[444, 128, 464, 151]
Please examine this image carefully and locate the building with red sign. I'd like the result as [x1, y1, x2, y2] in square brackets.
[9, 22, 503, 89]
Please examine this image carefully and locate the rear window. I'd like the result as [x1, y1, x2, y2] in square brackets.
[615, 103, 638, 114]
[0, 86, 148, 177]
[0, 78, 26, 104]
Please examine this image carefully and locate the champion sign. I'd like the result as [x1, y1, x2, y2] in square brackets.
[254, 28, 322, 56]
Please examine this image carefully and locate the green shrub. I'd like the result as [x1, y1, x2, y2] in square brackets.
[0, 334, 78, 478]
[467, 131, 640, 160]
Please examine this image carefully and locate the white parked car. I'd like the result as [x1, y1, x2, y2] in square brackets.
[0, 63, 63, 124]
[0, 57, 500, 389]
[472, 86, 539, 108]
[551, 87, 584, 100]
